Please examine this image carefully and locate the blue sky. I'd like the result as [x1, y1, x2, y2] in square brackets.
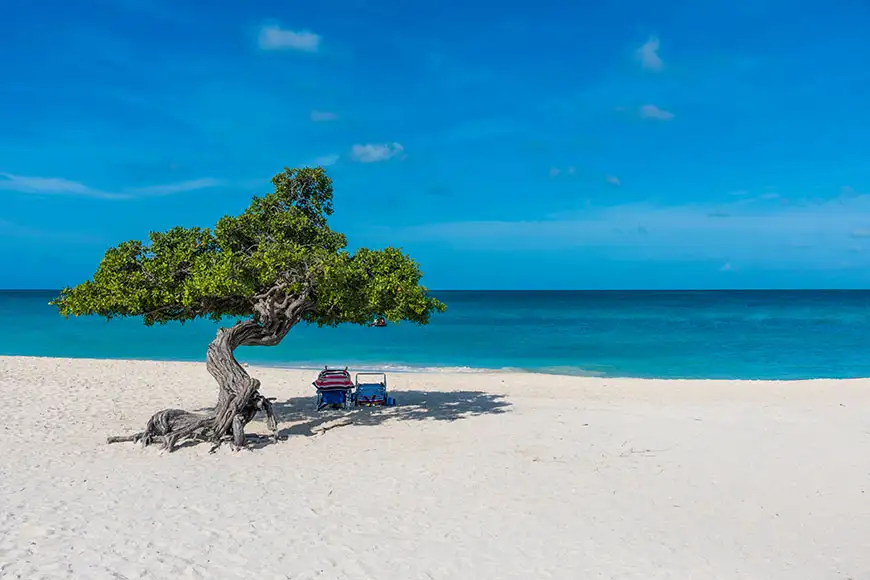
[1, 0, 869, 289]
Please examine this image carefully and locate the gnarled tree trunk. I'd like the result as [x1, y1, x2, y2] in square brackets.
[108, 287, 312, 453]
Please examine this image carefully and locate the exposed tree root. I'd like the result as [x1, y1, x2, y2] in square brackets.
[107, 386, 280, 453]
[108, 409, 213, 452]
[107, 287, 308, 453]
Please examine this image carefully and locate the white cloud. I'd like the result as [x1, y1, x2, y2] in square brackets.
[719, 262, 735, 272]
[851, 229, 870, 238]
[606, 175, 621, 186]
[0, 173, 124, 199]
[310, 110, 337, 122]
[350, 143, 405, 163]
[567, 167, 576, 175]
[0, 172, 222, 200]
[258, 25, 321, 52]
[636, 36, 663, 71]
[549, 167, 560, 177]
[131, 178, 223, 197]
[640, 104, 674, 120]
[313, 154, 339, 167]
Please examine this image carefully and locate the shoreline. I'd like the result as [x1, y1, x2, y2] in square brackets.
[2, 353, 869, 383]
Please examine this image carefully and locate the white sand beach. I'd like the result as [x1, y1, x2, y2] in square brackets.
[1, 356, 869, 579]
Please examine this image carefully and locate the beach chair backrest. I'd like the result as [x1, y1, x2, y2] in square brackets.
[354, 372, 387, 387]
[314, 367, 354, 390]
[354, 372, 388, 404]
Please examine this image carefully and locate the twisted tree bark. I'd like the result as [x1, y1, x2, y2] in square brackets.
[108, 287, 312, 453]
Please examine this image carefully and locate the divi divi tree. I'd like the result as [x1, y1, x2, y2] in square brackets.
[52, 167, 445, 453]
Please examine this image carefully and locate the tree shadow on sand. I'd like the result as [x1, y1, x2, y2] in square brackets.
[238, 390, 512, 446]
[185, 390, 510, 451]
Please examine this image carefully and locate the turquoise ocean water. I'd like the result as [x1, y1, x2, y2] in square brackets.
[1, 290, 869, 379]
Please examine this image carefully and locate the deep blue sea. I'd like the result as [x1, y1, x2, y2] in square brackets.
[1, 290, 869, 379]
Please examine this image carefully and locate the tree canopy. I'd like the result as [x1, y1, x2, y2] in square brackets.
[52, 167, 446, 328]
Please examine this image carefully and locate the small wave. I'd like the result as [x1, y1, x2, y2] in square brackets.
[253, 361, 495, 374]
[521, 365, 606, 377]
[252, 360, 604, 377]
[354, 364, 493, 374]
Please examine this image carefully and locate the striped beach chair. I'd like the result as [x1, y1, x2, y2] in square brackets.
[313, 367, 355, 411]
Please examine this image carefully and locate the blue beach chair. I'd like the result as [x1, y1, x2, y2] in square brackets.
[354, 372, 396, 407]
[313, 367, 355, 411]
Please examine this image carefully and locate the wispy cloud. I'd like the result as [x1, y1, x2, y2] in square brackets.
[0, 172, 222, 200]
[636, 36, 663, 71]
[640, 104, 674, 120]
[310, 110, 337, 122]
[851, 229, 870, 238]
[350, 143, 405, 163]
[549, 167, 575, 177]
[606, 175, 621, 186]
[131, 178, 222, 197]
[313, 154, 339, 166]
[385, 194, 870, 268]
[258, 24, 321, 52]
[0, 173, 124, 199]
[720, 262, 735, 272]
